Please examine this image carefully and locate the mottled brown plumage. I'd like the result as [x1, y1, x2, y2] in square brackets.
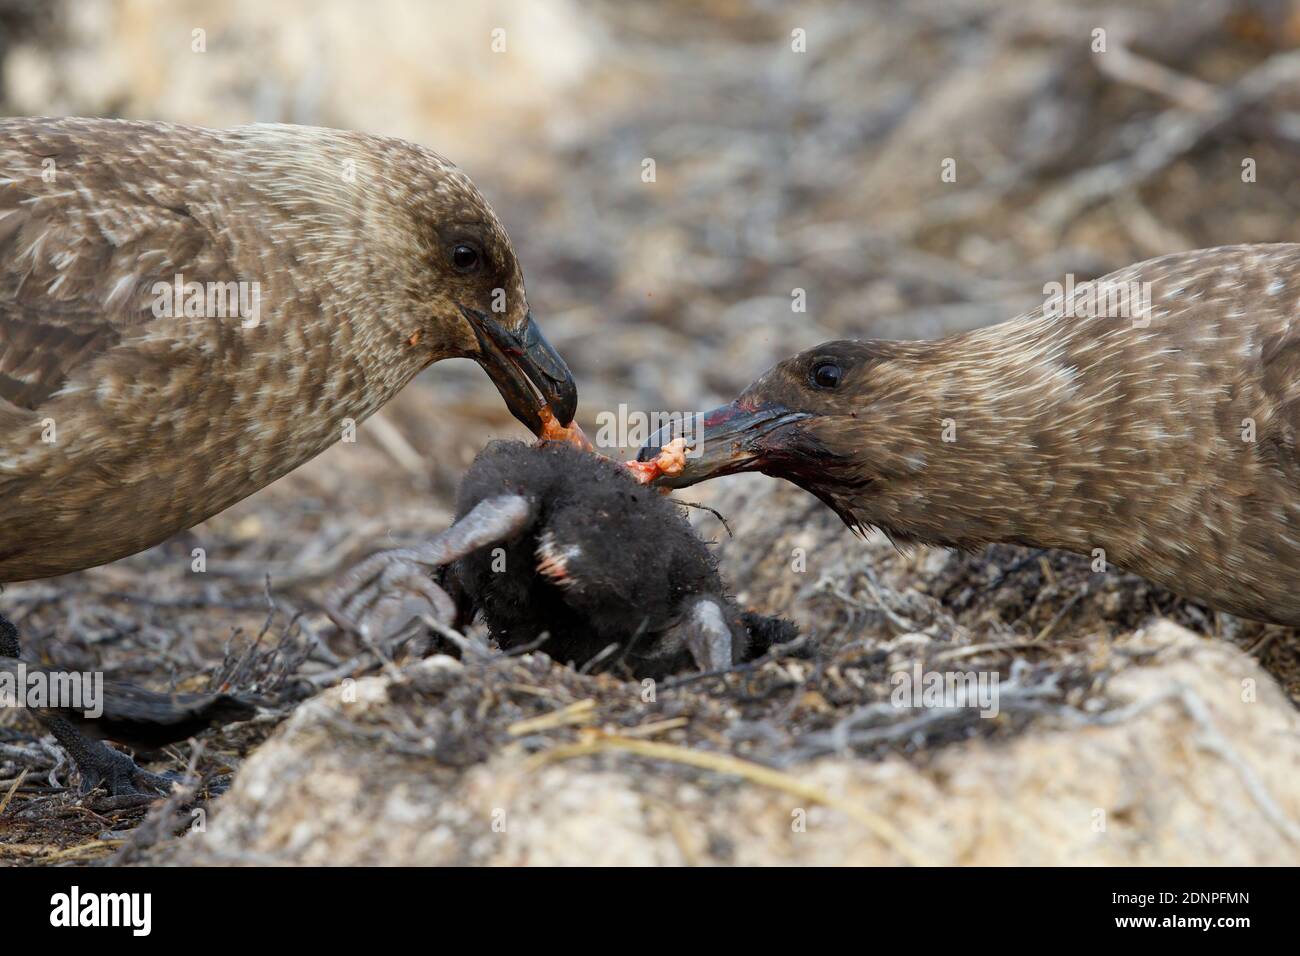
[0, 117, 575, 582]
[644, 244, 1300, 627]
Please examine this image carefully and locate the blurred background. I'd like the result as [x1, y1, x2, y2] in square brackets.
[4, 0, 1300, 863]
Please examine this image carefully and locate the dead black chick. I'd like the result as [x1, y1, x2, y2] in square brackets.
[333, 440, 796, 679]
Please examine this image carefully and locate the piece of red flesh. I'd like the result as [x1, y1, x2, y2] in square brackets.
[537, 407, 593, 451]
[623, 438, 686, 485]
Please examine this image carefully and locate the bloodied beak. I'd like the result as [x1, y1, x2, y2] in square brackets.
[636, 401, 812, 489]
[462, 307, 578, 435]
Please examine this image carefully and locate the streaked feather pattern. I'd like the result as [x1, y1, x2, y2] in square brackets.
[0, 118, 511, 580]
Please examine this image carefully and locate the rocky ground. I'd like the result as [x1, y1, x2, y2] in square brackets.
[2, 0, 1300, 864]
[161, 621, 1300, 866]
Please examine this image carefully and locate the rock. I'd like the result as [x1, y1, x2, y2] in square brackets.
[174, 621, 1300, 865]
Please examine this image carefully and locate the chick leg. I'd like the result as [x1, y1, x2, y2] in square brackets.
[328, 494, 536, 639]
[0, 612, 174, 797]
[672, 596, 736, 672]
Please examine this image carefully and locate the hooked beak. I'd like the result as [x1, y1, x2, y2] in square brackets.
[462, 307, 578, 435]
[637, 401, 811, 488]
